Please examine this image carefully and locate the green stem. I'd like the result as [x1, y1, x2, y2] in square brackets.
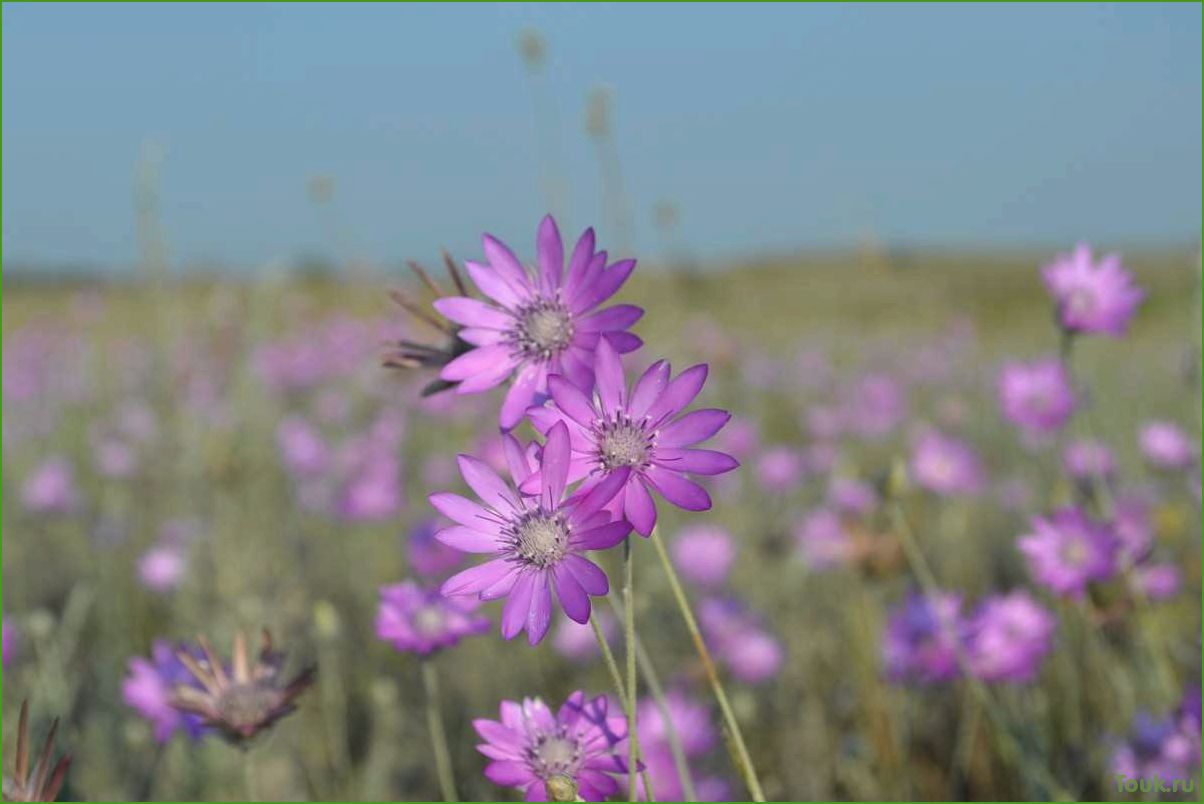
[591, 609, 654, 800]
[623, 538, 641, 802]
[648, 528, 766, 802]
[242, 748, 258, 802]
[421, 659, 459, 802]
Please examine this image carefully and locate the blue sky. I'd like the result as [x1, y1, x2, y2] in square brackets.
[2, 3, 1200, 272]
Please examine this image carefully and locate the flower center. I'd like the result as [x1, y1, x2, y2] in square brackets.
[595, 415, 653, 471]
[1065, 287, 1096, 319]
[529, 732, 583, 780]
[510, 510, 570, 568]
[413, 606, 446, 636]
[215, 683, 278, 737]
[510, 299, 574, 361]
[1060, 538, 1089, 568]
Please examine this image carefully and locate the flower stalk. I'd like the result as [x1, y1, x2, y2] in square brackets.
[421, 659, 459, 802]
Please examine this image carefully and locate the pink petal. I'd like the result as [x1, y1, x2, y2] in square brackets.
[646, 364, 708, 424]
[501, 572, 536, 639]
[457, 455, 515, 511]
[576, 304, 643, 333]
[500, 364, 545, 431]
[502, 434, 534, 486]
[435, 525, 498, 553]
[629, 360, 670, 419]
[458, 327, 504, 346]
[466, 260, 523, 308]
[485, 760, 532, 786]
[554, 565, 591, 623]
[646, 466, 712, 511]
[442, 559, 513, 596]
[526, 573, 554, 644]
[442, 344, 513, 382]
[657, 408, 730, 447]
[541, 422, 572, 508]
[571, 258, 636, 313]
[456, 356, 517, 393]
[428, 492, 497, 531]
[653, 448, 739, 475]
[572, 520, 632, 550]
[624, 477, 658, 536]
[480, 567, 520, 601]
[433, 297, 511, 329]
[536, 215, 564, 294]
[563, 554, 610, 596]
[569, 467, 631, 524]
[562, 228, 596, 299]
[548, 374, 599, 428]
[593, 337, 627, 416]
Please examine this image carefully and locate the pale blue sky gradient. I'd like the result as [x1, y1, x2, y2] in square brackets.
[2, 2, 1200, 272]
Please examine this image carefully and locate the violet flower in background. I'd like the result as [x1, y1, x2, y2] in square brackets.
[277, 415, 331, 477]
[122, 640, 208, 743]
[794, 508, 854, 571]
[910, 430, 985, 497]
[671, 525, 737, 588]
[527, 338, 738, 535]
[21, 456, 79, 514]
[827, 476, 879, 516]
[1113, 496, 1155, 565]
[1018, 507, 1117, 599]
[406, 519, 465, 579]
[755, 446, 805, 493]
[375, 580, 490, 655]
[473, 692, 630, 801]
[552, 610, 617, 663]
[844, 373, 907, 439]
[337, 450, 403, 522]
[636, 691, 729, 802]
[137, 543, 188, 594]
[1131, 563, 1182, 601]
[1111, 689, 1202, 783]
[435, 215, 643, 430]
[1063, 439, 1116, 482]
[964, 591, 1056, 683]
[883, 591, 963, 685]
[699, 597, 784, 684]
[1042, 243, 1144, 337]
[997, 358, 1076, 437]
[435, 424, 632, 644]
[1139, 420, 1198, 471]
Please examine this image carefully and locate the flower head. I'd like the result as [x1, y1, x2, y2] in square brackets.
[1062, 439, 1116, 482]
[997, 358, 1076, 436]
[910, 431, 985, 497]
[123, 640, 208, 743]
[434, 423, 633, 644]
[883, 591, 963, 684]
[137, 544, 188, 593]
[1018, 507, 1117, 599]
[473, 691, 631, 801]
[21, 457, 77, 514]
[375, 580, 490, 656]
[698, 597, 784, 684]
[1042, 243, 1143, 336]
[964, 591, 1056, 683]
[527, 338, 738, 535]
[1139, 420, 1198, 471]
[435, 216, 643, 429]
[670, 525, 737, 588]
[2, 702, 72, 802]
[754, 446, 805, 493]
[1111, 688, 1202, 782]
[794, 508, 855, 571]
[169, 629, 314, 744]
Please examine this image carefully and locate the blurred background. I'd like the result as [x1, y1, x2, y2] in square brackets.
[2, 3, 1201, 802]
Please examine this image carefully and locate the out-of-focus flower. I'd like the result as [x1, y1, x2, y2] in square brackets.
[375, 580, 490, 656]
[1111, 688, 1202, 782]
[1018, 508, 1116, 599]
[964, 591, 1056, 683]
[910, 431, 985, 497]
[337, 452, 402, 522]
[1139, 421, 1198, 471]
[636, 691, 727, 801]
[123, 640, 208, 742]
[698, 597, 784, 684]
[671, 525, 736, 588]
[1113, 496, 1154, 565]
[1063, 439, 1116, 482]
[1132, 563, 1181, 601]
[805, 406, 845, 441]
[883, 591, 963, 684]
[2, 701, 72, 802]
[998, 358, 1076, 436]
[473, 692, 631, 801]
[436, 425, 632, 644]
[1042, 243, 1143, 336]
[794, 508, 854, 571]
[137, 544, 188, 593]
[552, 611, 617, 663]
[277, 415, 330, 476]
[528, 338, 737, 536]
[827, 476, 878, 515]
[406, 519, 465, 579]
[169, 630, 314, 744]
[92, 435, 139, 478]
[3, 619, 17, 667]
[715, 416, 759, 460]
[435, 216, 643, 430]
[844, 373, 907, 439]
[755, 446, 804, 493]
[21, 457, 78, 514]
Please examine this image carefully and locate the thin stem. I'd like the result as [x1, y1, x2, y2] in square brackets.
[606, 596, 698, 802]
[623, 538, 640, 802]
[590, 618, 655, 800]
[421, 659, 459, 802]
[648, 528, 766, 802]
[242, 748, 258, 802]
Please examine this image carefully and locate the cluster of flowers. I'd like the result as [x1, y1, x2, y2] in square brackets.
[1112, 687, 1202, 783]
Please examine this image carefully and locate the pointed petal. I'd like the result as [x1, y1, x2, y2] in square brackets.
[563, 554, 610, 595]
[435, 525, 499, 553]
[442, 344, 513, 382]
[548, 374, 599, 428]
[646, 364, 709, 424]
[572, 520, 632, 550]
[624, 477, 658, 535]
[571, 258, 636, 313]
[554, 565, 591, 623]
[429, 492, 498, 531]
[541, 422, 572, 508]
[629, 360, 670, 419]
[577, 304, 643, 333]
[646, 466, 712, 511]
[501, 572, 536, 639]
[654, 448, 740, 475]
[527, 573, 554, 644]
[594, 337, 627, 416]
[458, 455, 515, 512]
[563, 228, 596, 298]
[466, 260, 522, 308]
[442, 559, 513, 596]
[657, 408, 730, 447]
[433, 297, 511, 329]
[536, 215, 564, 293]
[569, 468, 631, 524]
[500, 364, 544, 431]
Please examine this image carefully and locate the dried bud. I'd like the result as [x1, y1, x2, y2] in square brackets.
[546, 773, 581, 802]
[2, 701, 72, 802]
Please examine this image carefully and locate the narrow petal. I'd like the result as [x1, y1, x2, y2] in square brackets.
[563, 555, 610, 595]
[536, 215, 564, 293]
[466, 260, 523, 308]
[433, 297, 511, 329]
[571, 258, 636, 313]
[458, 455, 515, 511]
[526, 573, 554, 644]
[657, 408, 730, 447]
[435, 525, 498, 553]
[474, 719, 525, 753]
[572, 520, 632, 550]
[624, 477, 658, 536]
[559, 346, 596, 391]
[646, 466, 712, 511]
[503, 434, 534, 487]
[548, 374, 599, 428]
[563, 228, 596, 298]
[577, 304, 643, 333]
[442, 559, 512, 596]
[593, 337, 627, 416]
[485, 760, 532, 786]
[541, 422, 572, 508]
[646, 364, 709, 424]
[629, 360, 670, 419]
[605, 331, 643, 354]
[500, 364, 544, 431]
[524, 781, 549, 802]
[569, 468, 631, 523]
[456, 356, 517, 393]
[442, 344, 514, 382]
[554, 565, 591, 623]
[429, 492, 498, 531]
[654, 448, 740, 475]
[501, 572, 536, 639]
[458, 327, 504, 346]
[480, 567, 521, 601]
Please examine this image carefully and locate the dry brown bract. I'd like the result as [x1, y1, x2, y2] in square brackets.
[2, 701, 72, 802]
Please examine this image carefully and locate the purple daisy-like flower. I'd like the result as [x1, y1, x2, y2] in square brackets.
[1042, 243, 1144, 336]
[473, 691, 630, 802]
[1017, 507, 1117, 599]
[122, 640, 208, 743]
[964, 590, 1056, 684]
[1063, 438, 1116, 482]
[1139, 420, 1198, 471]
[882, 591, 963, 685]
[997, 358, 1076, 436]
[434, 423, 632, 644]
[435, 216, 643, 430]
[375, 580, 490, 656]
[526, 338, 738, 536]
[910, 430, 985, 497]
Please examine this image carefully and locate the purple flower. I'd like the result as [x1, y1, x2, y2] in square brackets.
[1063, 439, 1116, 481]
[636, 692, 728, 802]
[1113, 496, 1154, 565]
[527, 338, 737, 535]
[997, 358, 1076, 436]
[1112, 689, 1202, 782]
[670, 525, 736, 588]
[827, 476, 878, 515]
[699, 597, 784, 684]
[754, 446, 805, 493]
[277, 415, 330, 476]
[3, 619, 17, 668]
[473, 691, 630, 801]
[794, 508, 854, 571]
[1018, 508, 1117, 599]
[1140, 420, 1198, 471]
[435, 216, 643, 430]
[122, 640, 207, 743]
[964, 591, 1056, 684]
[21, 457, 78, 513]
[883, 591, 963, 685]
[1132, 563, 1181, 601]
[375, 580, 490, 656]
[1042, 243, 1143, 336]
[910, 431, 985, 497]
[844, 373, 907, 439]
[435, 424, 632, 644]
[337, 452, 402, 522]
[552, 610, 617, 663]
[138, 544, 188, 593]
[406, 519, 465, 579]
